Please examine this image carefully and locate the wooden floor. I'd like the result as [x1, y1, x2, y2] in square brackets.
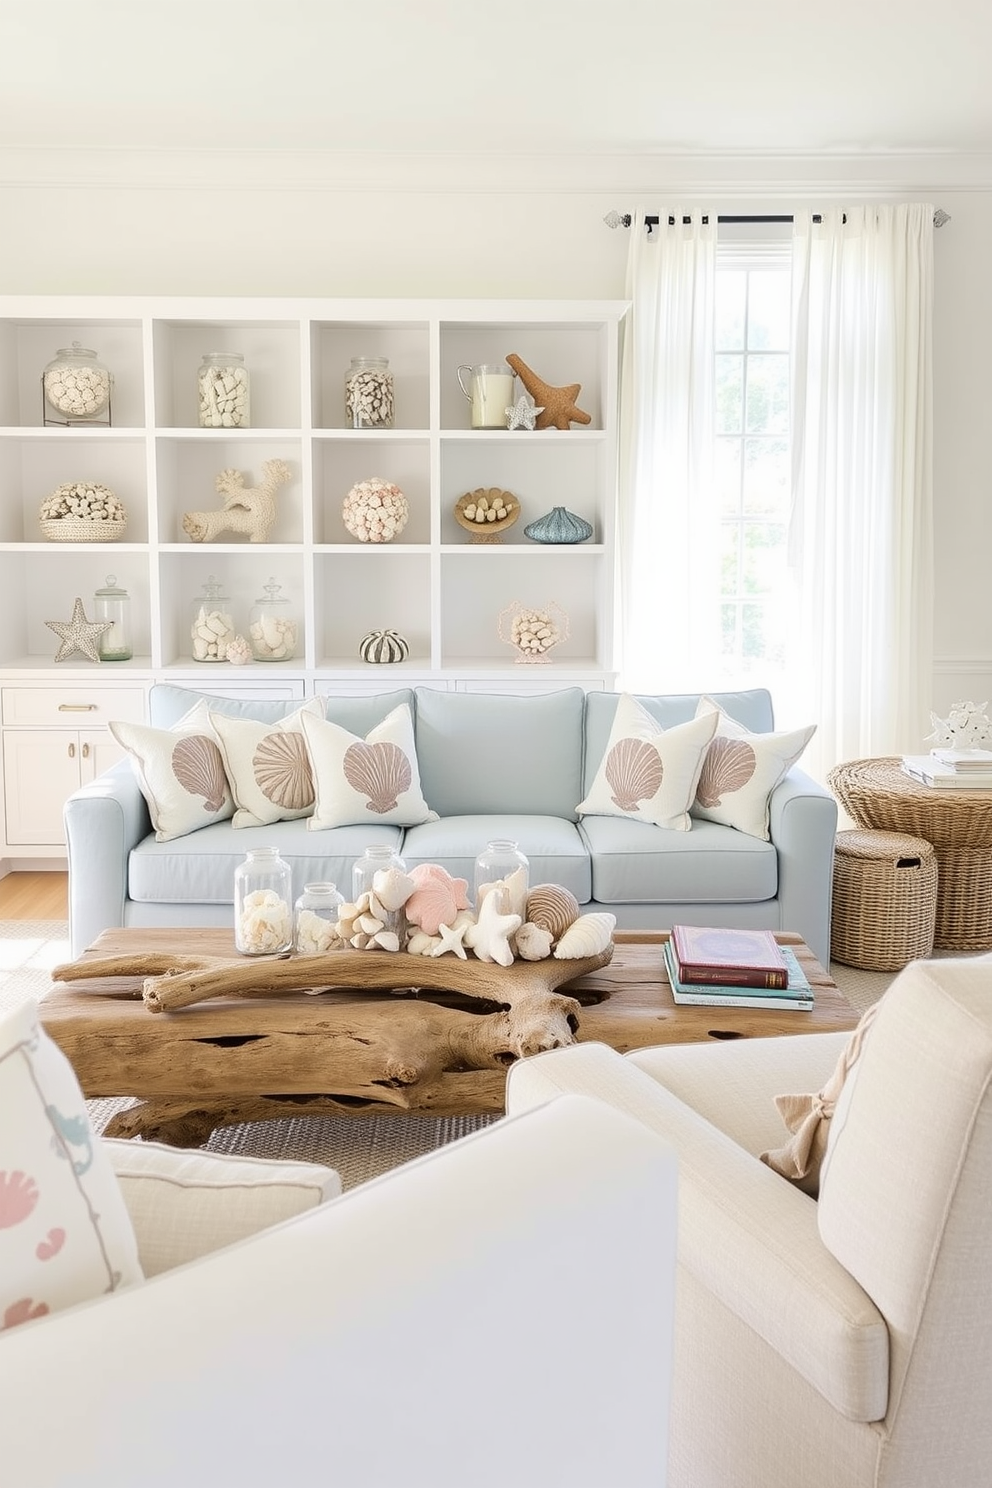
[0, 871, 68, 919]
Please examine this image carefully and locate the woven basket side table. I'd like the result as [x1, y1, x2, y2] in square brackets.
[830, 829, 937, 971]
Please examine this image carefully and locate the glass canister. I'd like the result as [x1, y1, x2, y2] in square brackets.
[344, 356, 394, 429]
[234, 847, 293, 955]
[474, 839, 530, 913]
[352, 843, 408, 944]
[93, 574, 132, 662]
[190, 575, 236, 662]
[197, 351, 250, 428]
[294, 881, 345, 954]
[249, 578, 298, 662]
[43, 341, 113, 425]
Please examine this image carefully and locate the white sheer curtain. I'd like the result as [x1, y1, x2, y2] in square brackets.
[617, 209, 721, 692]
[788, 205, 934, 779]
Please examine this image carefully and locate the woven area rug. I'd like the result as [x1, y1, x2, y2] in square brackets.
[1, 918, 896, 1189]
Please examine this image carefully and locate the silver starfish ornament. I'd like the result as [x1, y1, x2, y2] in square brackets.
[45, 597, 112, 663]
[506, 395, 543, 431]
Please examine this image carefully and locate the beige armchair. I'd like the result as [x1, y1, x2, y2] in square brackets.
[506, 956, 992, 1488]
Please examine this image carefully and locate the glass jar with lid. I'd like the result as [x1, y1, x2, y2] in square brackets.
[42, 341, 113, 426]
[294, 882, 345, 954]
[190, 575, 236, 662]
[197, 351, 250, 428]
[344, 356, 394, 429]
[93, 574, 132, 662]
[352, 843, 408, 943]
[249, 578, 298, 662]
[474, 839, 530, 912]
[235, 847, 293, 955]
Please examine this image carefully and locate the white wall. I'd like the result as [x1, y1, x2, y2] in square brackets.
[1, 150, 988, 734]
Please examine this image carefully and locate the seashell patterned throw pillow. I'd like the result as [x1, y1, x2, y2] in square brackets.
[300, 702, 438, 830]
[109, 699, 235, 842]
[691, 696, 816, 841]
[210, 698, 325, 829]
[576, 693, 718, 830]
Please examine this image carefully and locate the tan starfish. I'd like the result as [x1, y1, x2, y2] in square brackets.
[505, 353, 592, 430]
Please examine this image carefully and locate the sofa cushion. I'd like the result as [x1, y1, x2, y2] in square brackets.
[109, 699, 234, 842]
[579, 815, 777, 904]
[402, 814, 593, 904]
[301, 703, 437, 830]
[414, 687, 585, 819]
[211, 699, 324, 828]
[577, 695, 718, 830]
[0, 1000, 143, 1334]
[692, 696, 816, 842]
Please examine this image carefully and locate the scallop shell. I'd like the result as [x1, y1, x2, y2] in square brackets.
[525, 884, 580, 940]
[171, 735, 229, 813]
[605, 737, 664, 811]
[252, 731, 315, 810]
[552, 911, 617, 960]
[523, 506, 593, 544]
[405, 863, 471, 935]
[343, 740, 412, 814]
[695, 737, 757, 808]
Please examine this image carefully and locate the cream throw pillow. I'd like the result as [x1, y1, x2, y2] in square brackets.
[301, 702, 438, 830]
[691, 696, 816, 841]
[576, 694, 718, 831]
[110, 699, 233, 842]
[210, 698, 324, 829]
[0, 999, 143, 1334]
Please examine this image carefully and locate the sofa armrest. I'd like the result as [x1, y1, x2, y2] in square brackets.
[103, 1138, 341, 1276]
[0, 1095, 677, 1488]
[767, 765, 838, 966]
[63, 759, 150, 955]
[507, 1043, 887, 1422]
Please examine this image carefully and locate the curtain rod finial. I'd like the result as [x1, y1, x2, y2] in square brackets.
[604, 211, 631, 229]
[934, 208, 951, 229]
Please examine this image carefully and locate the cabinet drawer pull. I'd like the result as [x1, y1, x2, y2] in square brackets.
[81, 742, 90, 759]
[68, 742, 76, 759]
[58, 703, 97, 712]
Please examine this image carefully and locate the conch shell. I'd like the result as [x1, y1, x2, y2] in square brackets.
[525, 884, 580, 941]
[553, 911, 616, 960]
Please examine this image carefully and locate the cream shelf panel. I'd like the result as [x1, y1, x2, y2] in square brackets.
[313, 551, 433, 672]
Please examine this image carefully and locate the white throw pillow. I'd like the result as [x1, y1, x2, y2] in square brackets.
[691, 696, 816, 841]
[576, 694, 718, 831]
[0, 999, 143, 1335]
[210, 698, 324, 828]
[110, 699, 234, 842]
[301, 702, 438, 830]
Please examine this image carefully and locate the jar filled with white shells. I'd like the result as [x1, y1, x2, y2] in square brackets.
[235, 847, 293, 956]
[294, 882, 345, 955]
[344, 357, 394, 429]
[190, 575, 237, 662]
[248, 577, 298, 662]
[197, 351, 250, 429]
[43, 341, 113, 426]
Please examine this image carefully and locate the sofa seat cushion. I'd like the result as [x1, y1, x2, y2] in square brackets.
[401, 815, 592, 905]
[580, 815, 777, 905]
[128, 818, 404, 904]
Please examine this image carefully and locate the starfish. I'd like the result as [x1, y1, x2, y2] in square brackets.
[505, 395, 543, 431]
[431, 918, 470, 959]
[45, 597, 112, 663]
[505, 354, 592, 431]
[463, 891, 522, 968]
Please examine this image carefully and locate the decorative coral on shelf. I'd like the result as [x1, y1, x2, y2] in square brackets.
[504, 353, 591, 430]
[926, 700, 992, 749]
[182, 459, 292, 544]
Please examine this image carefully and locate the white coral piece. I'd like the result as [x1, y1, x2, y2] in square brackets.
[514, 922, 554, 961]
[225, 634, 251, 666]
[552, 911, 616, 960]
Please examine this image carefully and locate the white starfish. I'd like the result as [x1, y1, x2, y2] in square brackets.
[506, 395, 543, 431]
[45, 597, 112, 663]
[431, 918, 470, 959]
[463, 892, 522, 967]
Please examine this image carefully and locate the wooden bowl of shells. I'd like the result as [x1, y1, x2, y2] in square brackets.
[454, 488, 519, 544]
[39, 481, 127, 542]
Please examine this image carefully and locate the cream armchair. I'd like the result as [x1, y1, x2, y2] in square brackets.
[506, 957, 992, 1488]
[1, 1094, 677, 1488]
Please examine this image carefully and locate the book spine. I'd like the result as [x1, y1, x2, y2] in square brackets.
[671, 990, 813, 1010]
[675, 962, 789, 990]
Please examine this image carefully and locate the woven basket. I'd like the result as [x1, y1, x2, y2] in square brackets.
[831, 829, 937, 971]
[40, 517, 127, 543]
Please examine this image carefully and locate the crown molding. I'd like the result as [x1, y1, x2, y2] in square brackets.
[3, 147, 992, 195]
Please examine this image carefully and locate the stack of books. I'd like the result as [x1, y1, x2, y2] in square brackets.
[901, 751, 992, 790]
[664, 924, 814, 1010]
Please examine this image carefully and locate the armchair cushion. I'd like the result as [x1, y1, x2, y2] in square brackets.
[0, 1000, 143, 1334]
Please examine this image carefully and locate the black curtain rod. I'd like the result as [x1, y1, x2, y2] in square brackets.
[605, 209, 950, 229]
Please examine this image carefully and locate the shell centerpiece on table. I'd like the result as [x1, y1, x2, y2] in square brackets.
[498, 600, 570, 664]
[454, 488, 519, 544]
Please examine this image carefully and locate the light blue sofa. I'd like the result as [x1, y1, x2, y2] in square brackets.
[64, 684, 837, 963]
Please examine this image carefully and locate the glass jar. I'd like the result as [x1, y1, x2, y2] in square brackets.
[249, 578, 298, 662]
[344, 356, 394, 429]
[43, 341, 113, 426]
[93, 574, 132, 662]
[197, 351, 250, 428]
[190, 575, 236, 662]
[474, 839, 530, 912]
[294, 881, 345, 954]
[352, 843, 408, 943]
[234, 847, 293, 955]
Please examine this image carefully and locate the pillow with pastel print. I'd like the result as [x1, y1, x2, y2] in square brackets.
[0, 998, 143, 1335]
[210, 698, 324, 829]
[300, 703, 438, 830]
[691, 696, 816, 841]
[109, 699, 233, 842]
[576, 693, 718, 831]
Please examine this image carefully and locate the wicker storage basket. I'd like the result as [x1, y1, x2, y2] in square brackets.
[40, 517, 127, 543]
[831, 829, 937, 971]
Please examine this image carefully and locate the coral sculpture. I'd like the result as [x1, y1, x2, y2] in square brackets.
[182, 459, 292, 544]
[504, 353, 591, 430]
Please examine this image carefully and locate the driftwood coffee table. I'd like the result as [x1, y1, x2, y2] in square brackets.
[40, 927, 857, 1146]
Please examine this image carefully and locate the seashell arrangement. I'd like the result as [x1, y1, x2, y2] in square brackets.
[695, 736, 757, 809]
[171, 735, 228, 813]
[553, 912, 617, 960]
[191, 603, 236, 662]
[44, 351, 112, 420]
[342, 477, 409, 543]
[250, 613, 297, 662]
[605, 737, 665, 811]
[345, 359, 394, 429]
[342, 739, 413, 813]
[498, 600, 570, 665]
[40, 482, 127, 541]
[359, 628, 409, 664]
[237, 889, 292, 955]
[295, 909, 344, 955]
[523, 506, 593, 544]
[454, 489, 519, 544]
[197, 355, 249, 428]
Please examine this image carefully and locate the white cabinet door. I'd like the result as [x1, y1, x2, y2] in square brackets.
[2, 728, 127, 846]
